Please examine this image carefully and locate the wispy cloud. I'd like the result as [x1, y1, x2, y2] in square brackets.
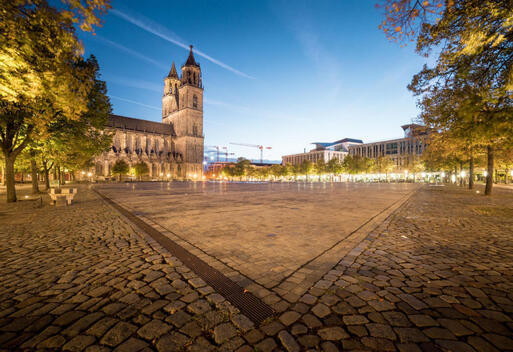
[109, 95, 160, 111]
[111, 9, 255, 80]
[271, 1, 341, 98]
[95, 35, 168, 70]
[107, 77, 162, 93]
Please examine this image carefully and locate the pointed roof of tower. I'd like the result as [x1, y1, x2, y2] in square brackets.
[167, 61, 178, 78]
[184, 45, 199, 67]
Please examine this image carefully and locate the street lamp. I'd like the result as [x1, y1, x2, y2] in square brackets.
[460, 170, 466, 178]
[451, 174, 456, 183]
[484, 171, 488, 177]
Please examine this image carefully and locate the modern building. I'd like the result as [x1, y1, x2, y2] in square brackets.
[348, 124, 430, 170]
[282, 138, 363, 166]
[93, 46, 204, 180]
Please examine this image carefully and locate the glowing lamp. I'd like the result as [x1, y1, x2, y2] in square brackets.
[460, 171, 466, 178]
[451, 174, 456, 183]
[441, 172, 445, 177]
[87, 172, 92, 177]
[484, 171, 488, 177]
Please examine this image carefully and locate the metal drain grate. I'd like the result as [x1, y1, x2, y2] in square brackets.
[95, 189, 274, 325]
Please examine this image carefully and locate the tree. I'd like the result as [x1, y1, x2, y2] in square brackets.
[376, 156, 396, 181]
[314, 159, 326, 181]
[300, 160, 314, 181]
[0, 0, 110, 202]
[111, 160, 129, 181]
[233, 158, 251, 180]
[133, 162, 149, 181]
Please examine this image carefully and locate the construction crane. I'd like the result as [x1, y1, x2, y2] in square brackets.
[230, 143, 272, 164]
[204, 145, 227, 162]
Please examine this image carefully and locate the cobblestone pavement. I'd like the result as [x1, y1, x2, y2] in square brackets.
[0, 188, 253, 351]
[0, 184, 512, 351]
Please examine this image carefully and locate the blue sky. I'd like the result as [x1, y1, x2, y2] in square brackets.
[79, 0, 431, 162]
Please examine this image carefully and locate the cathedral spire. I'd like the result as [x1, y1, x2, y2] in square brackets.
[168, 61, 178, 78]
[184, 45, 199, 67]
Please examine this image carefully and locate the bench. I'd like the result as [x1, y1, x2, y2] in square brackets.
[19, 195, 43, 208]
[49, 188, 77, 206]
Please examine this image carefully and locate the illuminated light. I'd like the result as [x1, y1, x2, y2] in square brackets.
[202, 176, 206, 180]
[484, 171, 488, 177]
[167, 173, 171, 178]
[451, 174, 456, 183]
[81, 171, 86, 175]
[460, 171, 466, 178]
[193, 174, 197, 179]
[25, 195, 29, 198]
[510, 169, 513, 177]
[213, 174, 216, 177]
[160, 173, 163, 177]
[441, 172, 446, 177]
[421, 172, 426, 178]
[210, 156, 214, 160]
[203, 161, 207, 165]
[476, 190, 480, 194]
[87, 172, 92, 177]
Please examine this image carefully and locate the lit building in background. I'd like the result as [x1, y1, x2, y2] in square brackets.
[348, 124, 431, 170]
[282, 138, 363, 166]
[92, 46, 204, 180]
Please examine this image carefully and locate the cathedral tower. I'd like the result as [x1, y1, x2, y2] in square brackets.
[162, 45, 204, 179]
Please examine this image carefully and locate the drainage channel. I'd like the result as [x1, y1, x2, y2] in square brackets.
[94, 189, 274, 325]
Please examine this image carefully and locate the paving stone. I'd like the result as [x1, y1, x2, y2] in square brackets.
[301, 314, 322, 329]
[60, 334, 96, 352]
[321, 341, 340, 352]
[423, 327, 456, 340]
[394, 327, 429, 343]
[100, 322, 137, 347]
[137, 319, 171, 340]
[483, 333, 513, 350]
[278, 330, 300, 352]
[279, 311, 301, 326]
[260, 320, 285, 336]
[231, 314, 254, 332]
[296, 334, 320, 348]
[311, 303, 330, 318]
[408, 314, 439, 327]
[383, 311, 411, 327]
[186, 299, 211, 315]
[156, 332, 189, 352]
[213, 323, 237, 344]
[317, 327, 349, 340]
[366, 323, 397, 340]
[255, 337, 277, 352]
[244, 329, 264, 344]
[343, 314, 369, 325]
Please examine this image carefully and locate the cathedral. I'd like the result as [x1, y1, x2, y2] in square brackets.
[93, 46, 204, 180]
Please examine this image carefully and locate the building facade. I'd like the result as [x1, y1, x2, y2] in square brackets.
[282, 138, 363, 166]
[93, 46, 204, 180]
[348, 124, 430, 170]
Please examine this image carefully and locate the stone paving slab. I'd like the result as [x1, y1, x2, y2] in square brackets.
[97, 182, 418, 306]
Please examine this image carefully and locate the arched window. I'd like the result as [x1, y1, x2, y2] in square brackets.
[193, 95, 198, 108]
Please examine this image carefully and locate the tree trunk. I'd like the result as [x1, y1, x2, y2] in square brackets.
[44, 163, 50, 190]
[4, 155, 16, 202]
[30, 158, 39, 194]
[469, 154, 474, 190]
[0, 163, 4, 186]
[485, 145, 494, 196]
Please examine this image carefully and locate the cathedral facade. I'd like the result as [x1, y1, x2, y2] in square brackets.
[92, 46, 204, 180]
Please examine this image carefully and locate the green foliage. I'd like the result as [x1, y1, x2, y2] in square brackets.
[133, 161, 149, 180]
[0, 0, 110, 202]
[111, 159, 129, 180]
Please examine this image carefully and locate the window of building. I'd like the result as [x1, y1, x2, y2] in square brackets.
[193, 95, 198, 108]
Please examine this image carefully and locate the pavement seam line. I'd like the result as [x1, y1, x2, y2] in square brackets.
[93, 188, 275, 325]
